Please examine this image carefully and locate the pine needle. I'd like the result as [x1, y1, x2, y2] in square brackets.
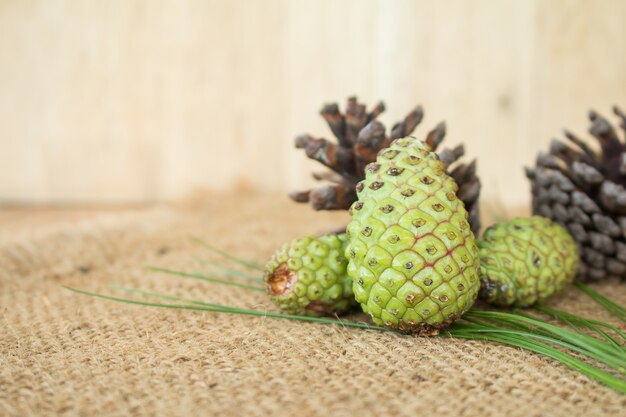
[533, 305, 626, 350]
[464, 310, 626, 373]
[64, 286, 389, 332]
[444, 324, 626, 394]
[192, 256, 264, 282]
[189, 236, 265, 271]
[574, 281, 626, 322]
[65, 245, 626, 393]
[145, 265, 265, 292]
[460, 311, 626, 375]
[64, 285, 626, 394]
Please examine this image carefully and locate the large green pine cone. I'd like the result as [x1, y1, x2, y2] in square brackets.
[263, 234, 355, 316]
[345, 137, 481, 335]
[478, 216, 580, 307]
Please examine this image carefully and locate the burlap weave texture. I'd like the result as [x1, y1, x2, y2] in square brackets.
[1, 194, 625, 417]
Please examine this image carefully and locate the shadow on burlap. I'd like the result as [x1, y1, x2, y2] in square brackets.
[1, 194, 625, 417]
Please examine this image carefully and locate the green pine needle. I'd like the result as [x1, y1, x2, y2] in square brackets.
[192, 256, 264, 282]
[189, 236, 265, 271]
[145, 265, 265, 292]
[574, 281, 626, 322]
[461, 310, 626, 375]
[533, 305, 626, 350]
[444, 325, 626, 394]
[64, 245, 626, 394]
[64, 286, 389, 332]
[64, 285, 626, 394]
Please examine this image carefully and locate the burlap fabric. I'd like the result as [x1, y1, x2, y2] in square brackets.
[1, 194, 625, 417]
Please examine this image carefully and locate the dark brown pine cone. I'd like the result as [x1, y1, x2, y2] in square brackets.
[289, 96, 482, 235]
[526, 106, 626, 281]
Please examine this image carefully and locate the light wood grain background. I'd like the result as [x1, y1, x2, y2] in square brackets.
[1, 0, 625, 207]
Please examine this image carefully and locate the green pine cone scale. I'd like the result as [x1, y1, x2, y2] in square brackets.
[478, 216, 580, 307]
[345, 137, 481, 335]
[263, 234, 356, 316]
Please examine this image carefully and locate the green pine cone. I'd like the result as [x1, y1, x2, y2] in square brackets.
[345, 137, 481, 335]
[263, 234, 355, 316]
[478, 216, 580, 307]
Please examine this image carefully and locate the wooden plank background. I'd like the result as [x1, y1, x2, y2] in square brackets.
[1, 0, 625, 207]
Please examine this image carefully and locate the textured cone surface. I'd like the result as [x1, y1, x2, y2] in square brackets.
[263, 234, 355, 316]
[526, 106, 626, 281]
[477, 216, 580, 307]
[345, 137, 480, 334]
[291, 96, 482, 235]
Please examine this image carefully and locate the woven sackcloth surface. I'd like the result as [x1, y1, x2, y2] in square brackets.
[1, 193, 625, 417]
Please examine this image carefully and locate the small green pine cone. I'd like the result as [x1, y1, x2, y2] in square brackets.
[478, 216, 580, 307]
[345, 136, 481, 335]
[263, 234, 355, 316]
